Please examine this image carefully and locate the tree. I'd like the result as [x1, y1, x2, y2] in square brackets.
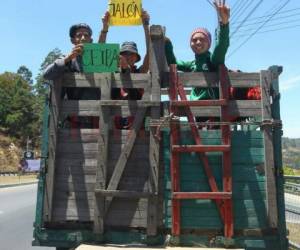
[283, 165, 295, 176]
[17, 66, 33, 84]
[34, 48, 63, 96]
[0, 72, 39, 144]
[30, 48, 63, 147]
[0, 48, 63, 147]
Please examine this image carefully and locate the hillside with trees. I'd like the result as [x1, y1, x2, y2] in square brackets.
[282, 137, 300, 170]
[0, 48, 62, 172]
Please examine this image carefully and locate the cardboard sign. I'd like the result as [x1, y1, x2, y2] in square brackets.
[108, 0, 142, 26]
[82, 43, 119, 73]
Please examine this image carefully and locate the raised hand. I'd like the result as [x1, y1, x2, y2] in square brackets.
[119, 55, 129, 70]
[141, 9, 150, 26]
[214, 0, 230, 25]
[64, 44, 84, 63]
[102, 11, 110, 30]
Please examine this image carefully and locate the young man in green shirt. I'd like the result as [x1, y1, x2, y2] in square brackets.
[165, 0, 230, 101]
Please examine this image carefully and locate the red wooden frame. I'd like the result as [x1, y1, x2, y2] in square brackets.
[168, 64, 234, 238]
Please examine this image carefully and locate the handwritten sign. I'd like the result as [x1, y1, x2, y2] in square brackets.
[82, 43, 119, 73]
[108, 0, 142, 26]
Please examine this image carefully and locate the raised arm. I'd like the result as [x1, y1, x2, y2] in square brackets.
[211, 0, 230, 65]
[98, 11, 110, 43]
[43, 44, 84, 80]
[139, 9, 150, 73]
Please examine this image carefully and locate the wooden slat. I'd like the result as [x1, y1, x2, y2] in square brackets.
[56, 150, 150, 160]
[45, 77, 62, 222]
[58, 129, 99, 143]
[54, 179, 150, 193]
[108, 143, 149, 155]
[163, 72, 260, 88]
[52, 207, 149, 227]
[261, 70, 278, 228]
[104, 107, 148, 213]
[95, 190, 154, 198]
[55, 160, 151, 176]
[94, 76, 110, 234]
[172, 192, 232, 200]
[172, 145, 230, 153]
[147, 25, 166, 236]
[171, 99, 228, 107]
[61, 73, 150, 88]
[60, 100, 100, 116]
[57, 142, 98, 153]
[60, 100, 156, 117]
[99, 100, 160, 106]
[110, 73, 150, 88]
[164, 100, 262, 117]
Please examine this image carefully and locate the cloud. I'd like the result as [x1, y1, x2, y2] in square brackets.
[281, 75, 300, 91]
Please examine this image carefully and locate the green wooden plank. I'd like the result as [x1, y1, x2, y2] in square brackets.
[166, 206, 267, 219]
[163, 151, 265, 165]
[164, 169, 266, 182]
[162, 128, 269, 232]
[165, 199, 266, 209]
[165, 216, 268, 229]
[165, 181, 266, 193]
[163, 166, 266, 179]
[33, 228, 164, 248]
[175, 130, 264, 139]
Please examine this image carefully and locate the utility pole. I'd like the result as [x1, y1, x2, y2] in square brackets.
[26, 136, 31, 152]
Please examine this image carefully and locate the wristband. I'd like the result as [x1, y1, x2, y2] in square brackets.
[143, 20, 149, 26]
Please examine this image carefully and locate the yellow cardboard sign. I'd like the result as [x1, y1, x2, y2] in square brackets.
[108, 0, 142, 26]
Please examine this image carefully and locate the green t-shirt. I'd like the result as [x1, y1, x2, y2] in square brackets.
[165, 23, 230, 100]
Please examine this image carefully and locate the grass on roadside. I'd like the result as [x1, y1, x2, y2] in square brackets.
[287, 222, 300, 245]
[293, 169, 300, 175]
[0, 174, 38, 185]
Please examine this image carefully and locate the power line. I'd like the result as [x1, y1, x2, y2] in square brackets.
[231, 11, 300, 28]
[231, 0, 243, 13]
[231, 0, 251, 23]
[234, 23, 300, 38]
[228, 0, 291, 58]
[234, 17, 300, 35]
[232, 0, 246, 18]
[205, 0, 215, 8]
[231, 7, 300, 25]
[232, 0, 254, 24]
[230, 0, 264, 38]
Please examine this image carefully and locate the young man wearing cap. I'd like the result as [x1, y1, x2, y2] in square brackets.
[43, 23, 93, 80]
[43, 23, 99, 128]
[99, 10, 150, 130]
[99, 10, 150, 75]
[165, 0, 230, 101]
[99, 10, 150, 101]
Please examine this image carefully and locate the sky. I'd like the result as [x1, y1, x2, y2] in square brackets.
[0, 0, 300, 138]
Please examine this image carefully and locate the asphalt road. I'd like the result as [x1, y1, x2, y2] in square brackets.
[285, 193, 300, 224]
[0, 184, 54, 250]
[1, 184, 300, 250]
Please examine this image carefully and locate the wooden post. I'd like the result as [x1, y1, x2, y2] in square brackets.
[44, 78, 62, 222]
[269, 66, 288, 250]
[94, 74, 111, 234]
[147, 25, 167, 236]
[260, 69, 278, 228]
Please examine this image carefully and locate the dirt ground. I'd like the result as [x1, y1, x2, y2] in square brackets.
[0, 174, 38, 185]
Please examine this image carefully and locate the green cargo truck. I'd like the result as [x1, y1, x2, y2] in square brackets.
[33, 26, 288, 250]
